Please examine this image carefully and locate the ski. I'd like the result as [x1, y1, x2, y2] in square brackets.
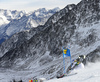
[57, 73, 77, 79]
[66, 72, 77, 76]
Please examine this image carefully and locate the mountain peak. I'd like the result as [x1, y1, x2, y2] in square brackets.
[65, 4, 76, 10]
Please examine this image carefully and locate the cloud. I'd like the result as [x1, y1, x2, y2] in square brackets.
[0, 0, 29, 11]
[0, 0, 81, 12]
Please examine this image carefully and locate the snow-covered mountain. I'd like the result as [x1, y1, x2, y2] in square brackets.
[0, 9, 26, 44]
[0, 9, 25, 26]
[0, 0, 100, 81]
[0, 8, 60, 44]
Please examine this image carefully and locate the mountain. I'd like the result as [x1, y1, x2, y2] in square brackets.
[0, 9, 25, 44]
[30, 7, 60, 27]
[0, 0, 100, 81]
[0, 8, 60, 44]
[0, 9, 25, 26]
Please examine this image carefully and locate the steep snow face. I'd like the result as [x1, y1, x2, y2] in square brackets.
[0, 15, 9, 26]
[5, 15, 30, 36]
[0, 0, 100, 81]
[0, 8, 60, 44]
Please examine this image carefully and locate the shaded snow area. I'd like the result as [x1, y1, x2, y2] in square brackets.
[46, 62, 100, 82]
[69, 22, 100, 56]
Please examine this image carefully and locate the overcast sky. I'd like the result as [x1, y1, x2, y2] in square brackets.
[0, 0, 81, 12]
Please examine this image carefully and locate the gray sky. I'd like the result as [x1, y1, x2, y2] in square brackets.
[0, 0, 81, 12]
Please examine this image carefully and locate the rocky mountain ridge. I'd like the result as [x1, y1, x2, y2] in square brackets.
[0, 7, 60, 44]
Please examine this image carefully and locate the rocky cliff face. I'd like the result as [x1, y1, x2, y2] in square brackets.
[0, 0, 100, 80]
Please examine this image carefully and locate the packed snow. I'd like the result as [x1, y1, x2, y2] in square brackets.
[0, 61, 100, 82]
[0, 15, 9, 26]
[45, 62, 100, 82]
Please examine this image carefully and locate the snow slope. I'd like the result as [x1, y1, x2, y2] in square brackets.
[46, 62, 100, 82]
[0, 62, 100, 82]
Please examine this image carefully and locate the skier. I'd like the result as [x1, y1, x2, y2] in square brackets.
[67, 59, 80, 73]
[57, 55, 85, 78]
[71, 59, 84, 70]
[67, 55, 85, 73]
[70, 59, 80, 70]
